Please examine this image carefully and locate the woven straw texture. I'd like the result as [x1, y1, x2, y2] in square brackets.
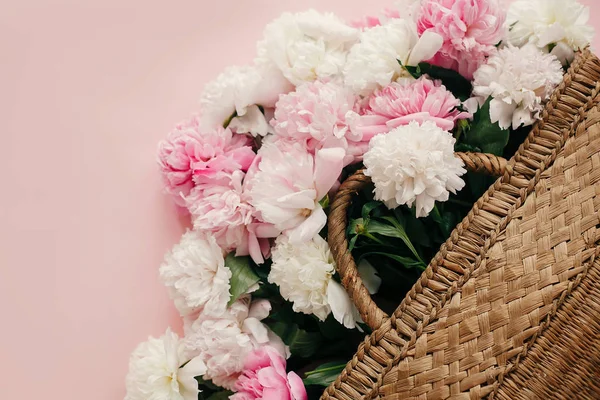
[322, 50, 600, 400]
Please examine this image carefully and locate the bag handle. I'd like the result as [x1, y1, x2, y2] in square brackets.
[327, 152, 508, 330]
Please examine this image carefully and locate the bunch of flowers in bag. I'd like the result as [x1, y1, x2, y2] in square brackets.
[126, 1, 593, 399]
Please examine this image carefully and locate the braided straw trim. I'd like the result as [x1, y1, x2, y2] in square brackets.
[328, 152, 508, 331]
[322, 49, 600, 400]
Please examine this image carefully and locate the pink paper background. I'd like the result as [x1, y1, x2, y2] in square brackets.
[1, 1, 598, 399]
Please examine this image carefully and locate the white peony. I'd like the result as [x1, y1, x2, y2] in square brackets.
[159, 230, 231, 317]
[269, 234, 335, 321]
[183, 297, 286, 390]
[246, 140, 345, 244]
[199, 63, 292, 135]
[125, 328, 207, 400]
[471, 44, 564, 130]
[507, 0, 594, 64]
[344, 19, 443, 96]
[269, 235, 375, 329]
[357, 259, 382, 295]
[257, 9, 359, 86]
[363, 121, 466, 217]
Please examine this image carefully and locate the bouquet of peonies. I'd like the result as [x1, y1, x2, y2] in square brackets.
[125, 1, 594, 399]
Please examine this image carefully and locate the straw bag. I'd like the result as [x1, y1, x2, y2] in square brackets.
[322, 50, 600, 400]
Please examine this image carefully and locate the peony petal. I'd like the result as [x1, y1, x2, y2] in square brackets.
[179, 356, 208, 381]
[314, 147, 346, 200]
[252, 222, 281, 239]
[287, 371, 308, 400]
[247, 230, 265, 265]
[357, 260, 382, 295]
[551, 41, 575, 65]
[262, 386, 291, 400]
[267, 329, 291, 359]
[386, 113, 455, 132]
[463, 97, 483, 116]
[257, 366, 288, 389]
[355, 124, 390, 140]
[177, 357, 206, 400]
[248, 299, 272, 320]
[512, 106, 535, 129]
[326, 280, 359, 330]
[252, 63, 295, 108]
[537, 22, 567, 47]
[243, 318, 270, 344]
[489, 98, 516, 130]
[407, 31, 444, 67]
[277, 189, 318, 210]
[264, 346, 288, 376]
[286, 205, 327, 244]
[359, 114, 391, 126]
[229, 105, 273, 137]
[163, 328, 181, 372]
[243, 347, 272, 371]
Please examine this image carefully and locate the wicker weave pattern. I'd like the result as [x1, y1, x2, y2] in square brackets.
[322, 50, 600, 400]
[495, 256, 600, 400]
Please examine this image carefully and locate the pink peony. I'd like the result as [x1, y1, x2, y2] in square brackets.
[185, 171, 275, 264]
[271, 80, 364, 165]
[231, 346, 307, 400]
[355, 77, 472, 138]
[245, 139, 345, 244]
[157, 115, 256, 207]
[416, 0, 506, 79]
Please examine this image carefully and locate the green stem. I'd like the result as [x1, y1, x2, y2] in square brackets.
[305, 364, 346, 376]
[363, 232, 384, 244]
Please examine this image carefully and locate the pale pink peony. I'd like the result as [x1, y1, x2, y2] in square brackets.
[416, 0, 506, 79]
[271, 80, 364, 165]
[245, 139, 345, 244]
[185, 171, 275, 264]
[355, 77, 471, 138]
[231, 346, 307, 400]
[157, 114, 256, 207]
[184, 297, 288, 391]
[350, 8, 401, 29]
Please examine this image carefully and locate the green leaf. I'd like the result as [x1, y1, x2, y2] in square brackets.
[225, 254, 260, 306]
[319, 194, 330, 209]
[252, 261, 270, 281]
[402, 62, 473, 101]
[361, 201, 381, 221]
[454, 142, 481, 153]
[196, 377, 219, 391]
[268, 321, 290, 339]
[348, 234, 359, 251]
[404, 214, 431, 247]
[369, 218, 424, 264]
[441, 212, 457, 237]
[360, 252, 425, 270]
[204, 391, 233, 400]
[464, 98, 510, 156]
[318, 314, 347, 340]
[288, 328, 322, 357]
[367, 219, 402, 237]
[269, 322, 322, 357]
[303, 362, 346, 387]
[467, 171, 496, 200]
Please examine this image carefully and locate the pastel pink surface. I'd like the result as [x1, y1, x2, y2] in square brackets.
[0, 1, 598, 399]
